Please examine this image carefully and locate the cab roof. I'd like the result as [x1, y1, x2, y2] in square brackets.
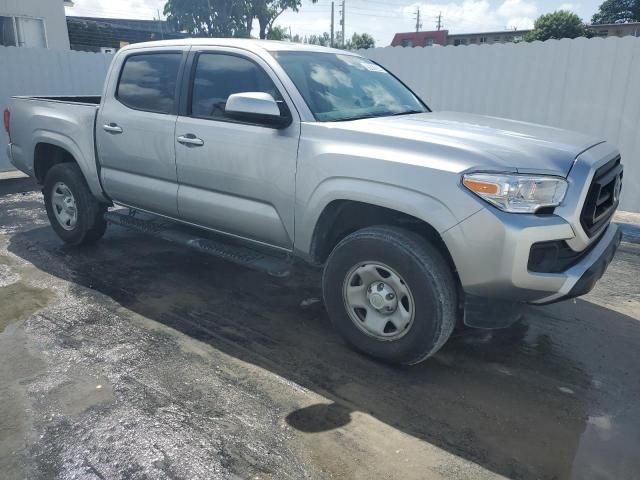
[120, 38, 357, 56]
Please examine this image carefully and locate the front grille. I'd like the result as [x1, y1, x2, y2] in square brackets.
[580, 156, 623, 237]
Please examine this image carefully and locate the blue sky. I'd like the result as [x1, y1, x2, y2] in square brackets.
[67, 0, 603, 46]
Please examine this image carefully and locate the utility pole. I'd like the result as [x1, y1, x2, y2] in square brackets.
[156, 8, 165, 39]
[340, 0, 346, 47]
[414, 7, 422, 32]
[436, 12, 442, 31]
[331, 1, 335, 47]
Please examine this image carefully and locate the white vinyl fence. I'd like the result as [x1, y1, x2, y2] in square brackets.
[1, 39, 639, 212]
[361, 36, 640, 213]
[0, 46, 113, 170]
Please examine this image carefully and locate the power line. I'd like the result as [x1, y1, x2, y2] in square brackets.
[414, 7, 422, 32]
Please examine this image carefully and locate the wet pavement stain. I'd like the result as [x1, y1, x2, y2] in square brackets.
[0, 281, 53, 333]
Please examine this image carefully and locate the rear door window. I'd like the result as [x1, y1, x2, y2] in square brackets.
[117, 53, 182, 114]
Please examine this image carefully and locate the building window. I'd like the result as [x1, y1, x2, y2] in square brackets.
[424, 38, 434, 46]
[595, 29, 608, 37]
[479, 36, 487, 43]
[0, 16, 47, 48]
[494, 36, 502, 43]
[469, 38, 477, 43]
[401, 39, 413, 47]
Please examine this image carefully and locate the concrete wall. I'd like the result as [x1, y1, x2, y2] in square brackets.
[0, 46, 113, 170]
[360, 36, 640, 213]
[0, 0, 70, 49]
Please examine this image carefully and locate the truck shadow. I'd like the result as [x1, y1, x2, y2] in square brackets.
[7, 224, 640, 480]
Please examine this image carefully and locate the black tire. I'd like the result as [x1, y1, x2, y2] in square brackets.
[322, 226, 458, 365]
[43, 163, 107, 246]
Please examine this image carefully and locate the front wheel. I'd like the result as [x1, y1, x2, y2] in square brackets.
[322, 226, 458, 365]
[43, 163, 107, 245]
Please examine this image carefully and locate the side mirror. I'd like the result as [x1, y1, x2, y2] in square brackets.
[225, 92, 291, 128]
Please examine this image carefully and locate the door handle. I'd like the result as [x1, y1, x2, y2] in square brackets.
[177, 134, 204, 147]
[103, 123, 123, 134]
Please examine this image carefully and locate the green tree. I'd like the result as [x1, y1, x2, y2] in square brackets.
[306, 32, 333, 46]
[252, 0, 318, 39]
[266, 24, 289, 40]
[163, 0, 251, 37]
[345, 32, 375, 49]
[164, 0, 318, 39]
[524, 10, 592, 41]
[592, 0, 640, 24]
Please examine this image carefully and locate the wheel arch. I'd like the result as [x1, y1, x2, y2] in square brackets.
[308, 199, 458, 279]
[32, 131, 108, 203]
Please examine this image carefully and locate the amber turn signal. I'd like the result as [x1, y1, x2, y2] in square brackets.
[462, 178, 499, 195]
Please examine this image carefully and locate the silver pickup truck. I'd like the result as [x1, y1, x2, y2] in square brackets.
[5, 39, 623, 364]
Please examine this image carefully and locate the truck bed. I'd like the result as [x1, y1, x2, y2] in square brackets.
[8, 95, 106, 200]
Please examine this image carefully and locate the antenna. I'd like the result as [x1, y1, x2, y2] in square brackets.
[414, 7, 422, 32]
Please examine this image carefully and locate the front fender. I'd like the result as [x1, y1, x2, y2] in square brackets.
[295, 176, 466, 258]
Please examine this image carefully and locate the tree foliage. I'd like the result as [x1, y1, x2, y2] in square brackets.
[164, 0, 318, 39]
[592, 0, 640, 24]
[306, 32, 333, 46]
[524, 10, 592, 41]
[163, 0, 250, 37]
[266, 24, 289, 40]
[346, 32, 375, 49]
[305, 31, 374, 49]
[252, 0, 317, 40]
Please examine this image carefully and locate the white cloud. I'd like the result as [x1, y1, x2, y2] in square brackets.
[403, 0, 537, 33]
[557, 2, 579, 11]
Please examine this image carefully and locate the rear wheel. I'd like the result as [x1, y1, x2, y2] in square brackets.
[43, 163, 107, 245]
[323, 226, 458, 365]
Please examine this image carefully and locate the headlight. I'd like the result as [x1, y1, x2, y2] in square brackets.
[462, 173, 568, 213]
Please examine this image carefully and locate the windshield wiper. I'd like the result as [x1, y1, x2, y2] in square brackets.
[330, 109, 426, 122]
[390, 109, 425, 116]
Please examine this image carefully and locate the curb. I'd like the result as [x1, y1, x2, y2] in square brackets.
[617, 223, 640, 244]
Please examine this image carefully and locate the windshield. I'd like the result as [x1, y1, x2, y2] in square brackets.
[273, 51, 428, 122]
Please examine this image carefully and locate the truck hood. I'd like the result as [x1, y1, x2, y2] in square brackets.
[334, 111, 603, 176]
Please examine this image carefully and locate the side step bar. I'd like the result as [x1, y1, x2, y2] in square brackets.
[104, 210, 292, 277]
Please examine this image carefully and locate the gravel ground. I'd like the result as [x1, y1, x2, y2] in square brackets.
[1, 176, 639, 480]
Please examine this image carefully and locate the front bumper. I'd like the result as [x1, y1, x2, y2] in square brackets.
[442, 207, 622, 304]
[531, 223, 622, 304]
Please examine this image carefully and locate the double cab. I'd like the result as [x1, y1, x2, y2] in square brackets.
[5, 39, 623, 364]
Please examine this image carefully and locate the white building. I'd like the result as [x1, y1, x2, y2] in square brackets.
[0, 0, 72, 49]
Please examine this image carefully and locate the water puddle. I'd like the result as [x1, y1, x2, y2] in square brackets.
[0, 281, 53, 333]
